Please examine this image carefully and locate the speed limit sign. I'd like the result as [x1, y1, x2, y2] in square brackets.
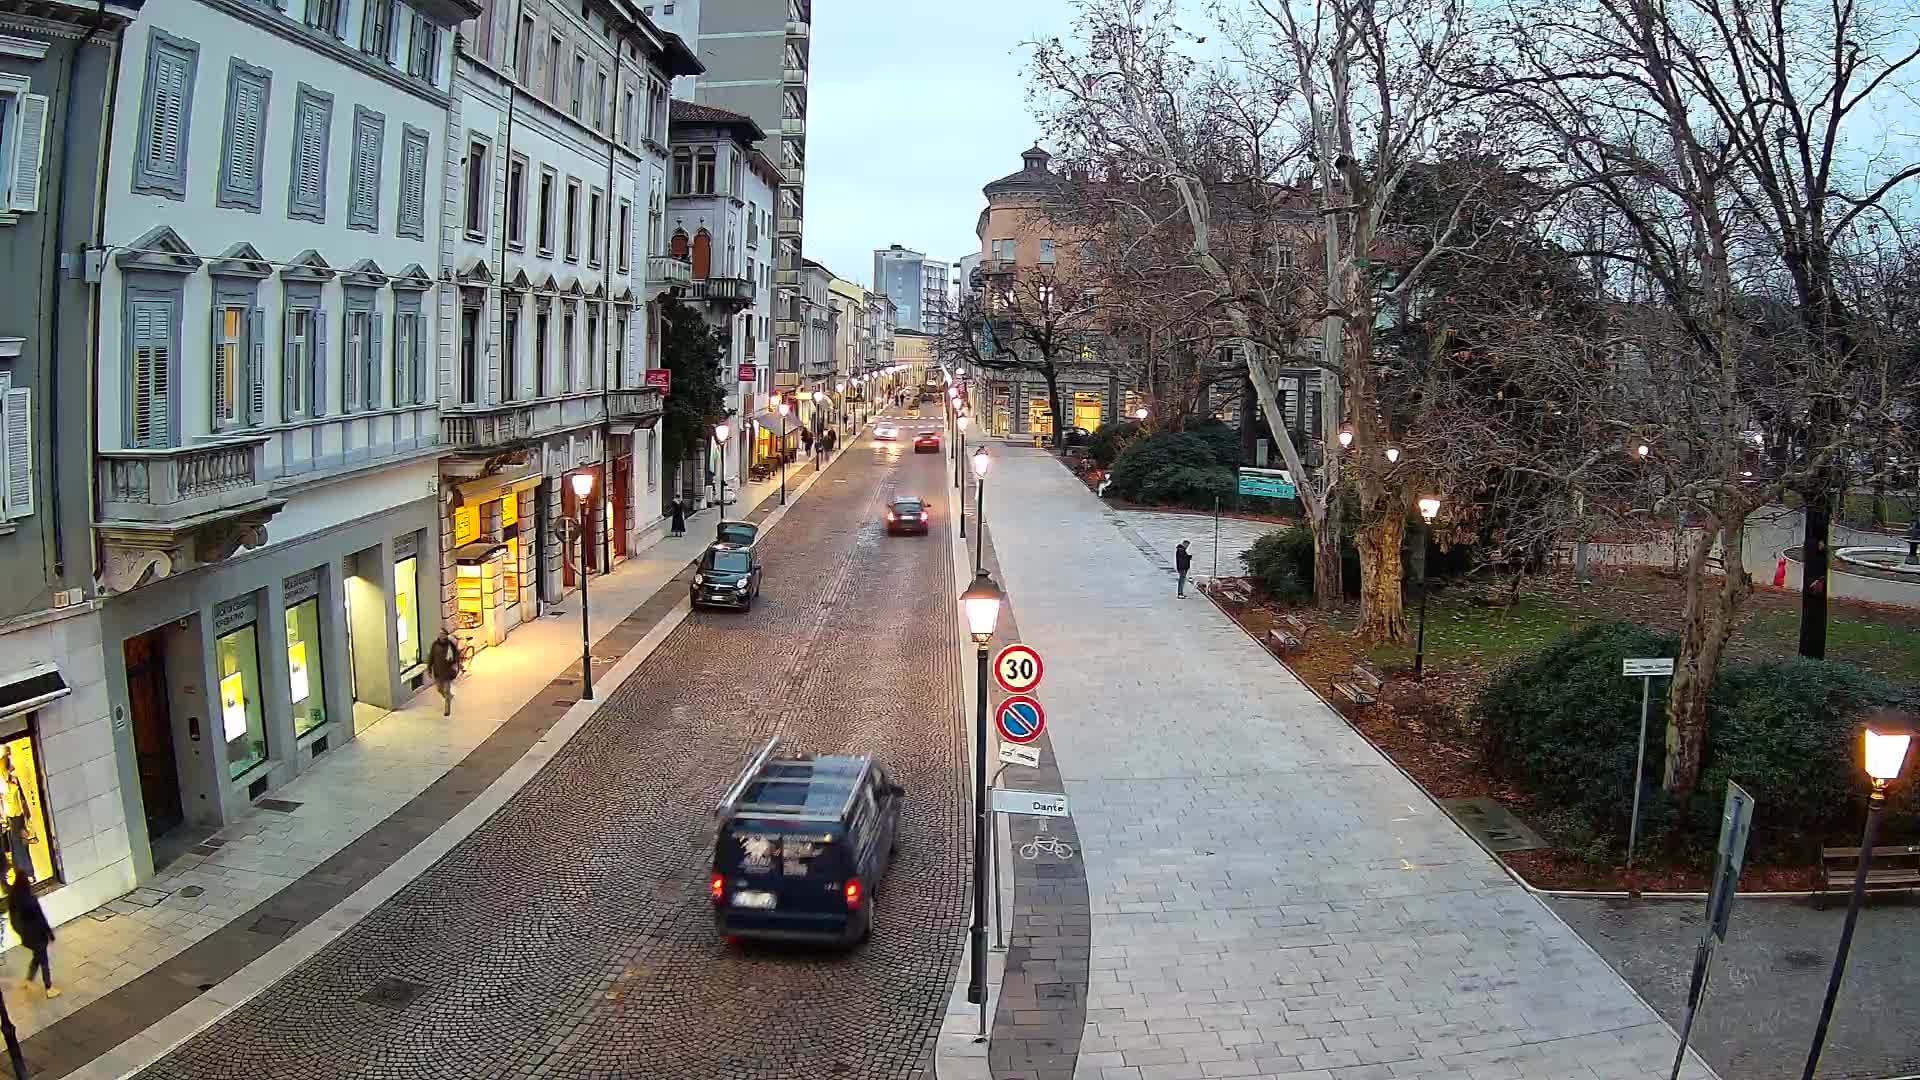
[992, 643, 1044, 694]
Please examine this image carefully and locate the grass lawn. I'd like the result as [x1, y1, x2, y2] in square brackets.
[1784, 489, 1917, 528]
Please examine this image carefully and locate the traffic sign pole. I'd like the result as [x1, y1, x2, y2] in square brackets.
[1623, 658, 1675, 867]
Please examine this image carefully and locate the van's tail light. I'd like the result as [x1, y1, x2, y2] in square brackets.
[844, 878, 863, 909]
[709, 873, 725, 903]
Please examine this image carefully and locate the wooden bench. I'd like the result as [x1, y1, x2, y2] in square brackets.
[1264, 628, 1301, 654]
[1817, 845, 1920, 907]
[1333, 681, 1376, 706]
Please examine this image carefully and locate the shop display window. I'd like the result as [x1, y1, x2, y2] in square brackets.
[285, 598, 327, 736]
[394, 555, 422, 669]
[0, 720, 56, 887]
[218, 622, 268, 778]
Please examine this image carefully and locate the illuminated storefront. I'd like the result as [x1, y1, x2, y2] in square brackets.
[213, 596, 267, 780]
[0, 718, 56, 888]
[284, 570, 327, 737]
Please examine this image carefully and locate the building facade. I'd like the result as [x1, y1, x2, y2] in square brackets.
[828, 274, 865, 385]
[89, 0, 476, 882]
[0, 0, 141, 927]
[872, 244, 947, 336]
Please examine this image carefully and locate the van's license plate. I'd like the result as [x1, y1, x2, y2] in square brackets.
[731, 890, 776, 909]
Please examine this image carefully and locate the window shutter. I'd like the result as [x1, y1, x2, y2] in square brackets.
[129, 299, 171, 447]
[402, 135, 425, 232]
[283, 309, 300, 418]
[9, 94, 48, 213]
[3, 386, 30, 519]
[229, 79, 263, 195]
[413, 316, 428, 404]
[211, 305, 230, 427]
[247, 307, 266, 424]
[342, 312, 359, 410]
[148, 56, 184, 176]
[367, 312, 383, 409]
[352, 118, 374, 222]
[312, 309, 328, 416]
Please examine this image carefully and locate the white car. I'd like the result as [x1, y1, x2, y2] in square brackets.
[874, 423, 898, 441]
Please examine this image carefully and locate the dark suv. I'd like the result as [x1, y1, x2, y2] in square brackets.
[885, 496, 929, 535]
[711, 738, 904, 945]
[691, 542, 761, 610]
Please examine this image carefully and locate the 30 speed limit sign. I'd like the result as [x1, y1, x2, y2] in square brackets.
[992, 643, 1044, 694]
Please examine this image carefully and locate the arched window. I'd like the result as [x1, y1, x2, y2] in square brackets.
[691, 228, 712, 279]
[669, 229, 689, 261]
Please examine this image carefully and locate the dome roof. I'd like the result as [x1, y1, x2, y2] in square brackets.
[983, 144, 1063, 198]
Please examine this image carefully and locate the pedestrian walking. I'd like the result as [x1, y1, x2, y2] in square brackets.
[1174, 540, 1193, 598]
[668, 497, 686, 537]
[9, 871, 57, 998]
[428, 629, 461, 716]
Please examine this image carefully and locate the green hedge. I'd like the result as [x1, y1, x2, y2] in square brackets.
[1474, 621, 1911, 856]
[1238, 525, 1361, 600]
[1107, 427, 1239, 510]
[1086, 420, 1145, 468]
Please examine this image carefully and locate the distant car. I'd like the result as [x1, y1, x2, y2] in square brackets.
[906, 405, 921, 418]
[691, 542, 761, 610]
[711, 738, 904, 946]
[874, 423, 898, 441]
[913, 432, 941, 453]
[1060, 426, 1092, 446]
[885, 496, 930, 535]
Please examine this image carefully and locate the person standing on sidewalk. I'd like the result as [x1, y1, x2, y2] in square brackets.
[1174, 541, 1193, 598]
[428, 630, 461, 716]
[668, 497, 686, 537]
[9, 871, 57, 998]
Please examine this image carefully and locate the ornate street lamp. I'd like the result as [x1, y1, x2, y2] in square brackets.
[958, 570, 1004, 1028]
[1414, 497, 1441, 680]
[569, 470, 597, 701]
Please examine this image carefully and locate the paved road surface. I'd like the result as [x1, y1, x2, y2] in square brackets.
[137, 417, 968, 1080]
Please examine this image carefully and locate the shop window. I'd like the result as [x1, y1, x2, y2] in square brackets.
[285, 597, 326, 736]
[1, 719, 56, 887]
[394, 553, 421, 669]
[217, 621, 267, 778]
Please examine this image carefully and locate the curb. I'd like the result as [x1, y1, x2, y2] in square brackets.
[83, 448, 848, 1080]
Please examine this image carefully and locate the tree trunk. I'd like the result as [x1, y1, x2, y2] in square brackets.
[1355, 511, 1408, 643]
[1662, 518, 1751, 797]
[1310, 514, 1342, 610]
[1799, 486, 1831, 659]
[1044, 371, 1066, 456]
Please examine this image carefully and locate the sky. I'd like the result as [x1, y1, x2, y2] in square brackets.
[800, 0, 1077, 290]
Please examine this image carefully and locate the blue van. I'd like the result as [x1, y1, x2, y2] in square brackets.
[711, 738, 904, 946]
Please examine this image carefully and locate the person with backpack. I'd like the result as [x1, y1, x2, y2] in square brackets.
[9, 871, 56, 998]
[428, 630, 462, 716]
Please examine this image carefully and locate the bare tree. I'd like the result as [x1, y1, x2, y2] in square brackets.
[1479, 0, 1920, 796]
[938, 268, 1106, 451]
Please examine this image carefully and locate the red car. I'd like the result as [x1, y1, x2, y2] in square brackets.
[913, 432, 941, 453]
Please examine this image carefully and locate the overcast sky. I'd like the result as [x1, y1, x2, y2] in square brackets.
[802, 0, 1075, 290]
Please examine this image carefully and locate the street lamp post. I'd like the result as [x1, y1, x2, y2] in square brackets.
[972, 447, 990, 576]
[812, 391, 827, 468]
[714, 421, 732, 518]
[959, 571, 1004, 1034]
[956, 413, 970, 496]
[570, 470, 596, 702]
[777, 400, 790, 505]
[1802, 716, 1913, 1079]
[1415, 496, 1441, 680]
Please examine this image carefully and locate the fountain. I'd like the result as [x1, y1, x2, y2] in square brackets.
[1833, 519, 1920, 577]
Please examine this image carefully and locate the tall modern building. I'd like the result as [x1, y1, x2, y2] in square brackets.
[641, 0, 808, 400]
[873, 245, 949, 336]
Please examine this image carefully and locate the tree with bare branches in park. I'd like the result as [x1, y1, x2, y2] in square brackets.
[937, 268, 1106, 453]
[1477, 0, 1920, 797]
[1030, 0, 1509, 639]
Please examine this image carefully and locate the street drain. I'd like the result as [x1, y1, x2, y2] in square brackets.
[359, 976, 430, 1009]
[177, 885, 205, 898]
[254, 798, 303, 813]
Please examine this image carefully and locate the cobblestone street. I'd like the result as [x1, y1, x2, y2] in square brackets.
[133, 429, 969, 1080]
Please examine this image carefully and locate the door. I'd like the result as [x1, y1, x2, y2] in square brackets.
[612, 458, 630, 558]
[123, 631, 184, 841]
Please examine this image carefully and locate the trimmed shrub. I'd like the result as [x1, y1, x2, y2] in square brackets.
[1107, 431, 1235, 509]
[1086, 420, 1145, 468]
[1474, 622, 1681, 838]
[1697, 659, 1904, 841]
[1241, 527, 1316, 602]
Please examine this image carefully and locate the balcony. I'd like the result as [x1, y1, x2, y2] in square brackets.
[775, 318, 801, 339]
[783, 65, 807, 85]
[777, 211, 803, 238]
[775, 268, 800, 288]
[442, 407, 536, 453]
[782, 161, 805, 187]
[692, 276, 757, 309]
[785, 19, 809, 38]
[606, 388, 665, 430]
[644, 254, 693, 300]
[781, 116, 805, 137]
[95, 436, 285, 592]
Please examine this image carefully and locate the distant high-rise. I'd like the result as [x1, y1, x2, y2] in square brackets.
[873, 245, 950, 336]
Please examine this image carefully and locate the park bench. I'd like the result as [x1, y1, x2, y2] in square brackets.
[1264, 628, 1301, 655]
[1816, 845, 1920, 907]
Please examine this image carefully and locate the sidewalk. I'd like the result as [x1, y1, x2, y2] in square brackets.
[975, 447, 1717, 1080]
[0, 446, 847, 1074]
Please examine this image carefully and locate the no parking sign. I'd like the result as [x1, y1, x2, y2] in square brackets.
[995, 695, 1046, 744]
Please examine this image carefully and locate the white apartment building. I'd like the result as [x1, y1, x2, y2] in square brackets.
[435, 0, 697, 663]
[92, 0, 474, 880]
[665, 98, 775, 489]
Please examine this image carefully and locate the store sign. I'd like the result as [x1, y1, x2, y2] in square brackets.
[394, 531, 421, 560]
[499, 495, 519, 528]
[645, 368, 672, 392]
[213, 595, 255, 637]
[284, 568, 322, 606]
[453, 505, 481, 546]
[738, 363, 756, 383]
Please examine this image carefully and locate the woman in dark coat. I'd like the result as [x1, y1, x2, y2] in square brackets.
[9, 872, 56, 997]
[669, 497, 687, 537]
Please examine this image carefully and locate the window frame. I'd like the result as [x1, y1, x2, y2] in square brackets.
[537, 166, 557, 255]
[546, 32, 563, 100]
[517, 13, 537, 83]
[501, 303, 521, 403]
[360, 0, 396, 62]
[560, 303, 577, 392]
[303, 0, 343, 36]
[585, 304, 600, 391]
[397, 124, 429, 240]
[569, 51, 585, 118]
[208, 278, 265, 431]
[506, 153, 529, 250]
[563, 176, 581, 262]
[393, 290, 427, 407]
[533, 302, 551, 398]
[287, 82, 333, 223]
[616, 198, 630, 272]
[123, 278, 183, 448]
[132, 29, 198, 200]
[341, 286, 381, 412]
[214, 58, 270, 213]
[693, 148, 715, 194]
[463, 133, 490, 240]
[347, 105, 386, 233]
[587, 186, 604, 268]
[280, 281, 325, 421]
[406, 13, 441, 84]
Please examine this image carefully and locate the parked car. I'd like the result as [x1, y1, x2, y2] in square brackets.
[885, 496, 930, 535]
[913, 432, 941, 453]
[711, 738, 904, 945]
[691, 542, 761, 610]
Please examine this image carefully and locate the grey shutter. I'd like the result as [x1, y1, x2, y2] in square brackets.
[210, 304, 230, 427]
[313, 309, 328, 416]
[399, 127, 427, 238]
[367, 310, 383, 408]
[148, 51, 187, 179]
[3, 386, 30, 519]
[130, 299, 172, 447]
[247, 307, 266, 424]
[283, 309, 300, 418]
[349, 109, 383, 230]
[9, 94, 48, 213]
[342, 311, 358, 410]
[413, 315, 428, 404]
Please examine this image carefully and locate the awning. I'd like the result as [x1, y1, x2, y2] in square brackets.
[0, 663, 70, 722]
[754, 408, 803, 439]
[450, 541, 508, 565]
